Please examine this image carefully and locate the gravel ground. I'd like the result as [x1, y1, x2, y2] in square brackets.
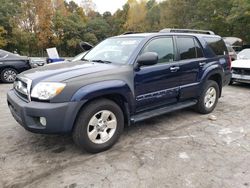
[0, 83, 250, 188]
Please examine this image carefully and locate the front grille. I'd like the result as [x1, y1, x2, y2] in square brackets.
[232, 68, 250, 76]
[14, 77, 32, 102]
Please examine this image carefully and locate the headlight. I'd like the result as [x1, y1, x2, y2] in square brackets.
[31, 82, 66, 100]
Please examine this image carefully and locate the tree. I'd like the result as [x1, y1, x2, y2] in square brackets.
[112, 3, 129, 35]
[86, 17, 110, 41]
[125, 0, 147, 32]
[0, 27, 7, 48]
[227, 0, 250, 42]
[145, 0, 160, 31]
[80, 0, 96, 15]
[0, 0, 21, 51]
[34, 0, 54, 50]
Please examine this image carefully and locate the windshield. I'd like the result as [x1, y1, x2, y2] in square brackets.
[238, 49, 250, 59]
[84, 37, 143, 64]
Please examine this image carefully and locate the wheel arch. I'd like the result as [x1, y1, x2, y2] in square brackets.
[201, 65, 223, 98]
[207, 73, 222, 97]
[71, 94, 131, 132]
[70, 80, 134, 131]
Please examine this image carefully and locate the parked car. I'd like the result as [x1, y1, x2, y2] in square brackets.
[48, 42, 92, 64]
[0, 49, 32, 83]
[226, 44, 237, 61]
[223, 37, 243, 53]
[230, 49, 250, 84]
[7, 29, 231, 153]
[30, 58, 46, 68]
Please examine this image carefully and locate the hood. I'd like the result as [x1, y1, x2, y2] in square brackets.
[0, 55, 28, 61]
[232, 59, 250, 69]
[20, 61, 121, 83]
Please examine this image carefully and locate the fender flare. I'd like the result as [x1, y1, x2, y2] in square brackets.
[199, 64, 224, 96]
[201, 64, 223, 83]
[70, 79, 134, 111]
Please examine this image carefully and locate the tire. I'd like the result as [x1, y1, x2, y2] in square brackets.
[73, 98, 124, 153]
[1, 68, 18, 83]
[195, 80, 219, 114]
[229, 79, 234, 85]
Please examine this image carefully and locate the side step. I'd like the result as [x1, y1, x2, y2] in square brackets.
[131, 100, 197, 123]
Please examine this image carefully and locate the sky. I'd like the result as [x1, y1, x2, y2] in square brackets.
[73, 0, 128, 14]
[93, 0, 128, 14]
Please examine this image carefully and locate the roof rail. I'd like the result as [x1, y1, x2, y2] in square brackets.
[159, 28, 215, 35]
[122, 31, 139, 35]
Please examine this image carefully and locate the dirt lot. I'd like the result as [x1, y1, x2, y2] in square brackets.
[0, 83, 250, 188]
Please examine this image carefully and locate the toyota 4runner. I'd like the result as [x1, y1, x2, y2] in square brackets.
[7, 29, 231, 153]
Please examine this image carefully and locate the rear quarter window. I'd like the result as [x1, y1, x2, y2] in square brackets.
[204, 37, 228, 56]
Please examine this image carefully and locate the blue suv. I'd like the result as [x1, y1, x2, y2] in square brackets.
[7, 29, 231, 153]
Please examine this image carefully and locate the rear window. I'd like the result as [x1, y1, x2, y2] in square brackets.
[204, 37, 228, 56]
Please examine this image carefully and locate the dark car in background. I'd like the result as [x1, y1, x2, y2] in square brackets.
[0, 50, 32, 83]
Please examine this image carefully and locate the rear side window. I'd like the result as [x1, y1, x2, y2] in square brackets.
[204, 37, 227, 56]
[176, 37, 204, 60]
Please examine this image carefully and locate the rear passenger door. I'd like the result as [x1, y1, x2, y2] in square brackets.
[176, 36, 205, 100]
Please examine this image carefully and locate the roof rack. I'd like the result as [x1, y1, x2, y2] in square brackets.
[122, 31, 139, 35]
[159, 28, 215, 35]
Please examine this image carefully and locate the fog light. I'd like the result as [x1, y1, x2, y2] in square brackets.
[40, 117, 47, 126]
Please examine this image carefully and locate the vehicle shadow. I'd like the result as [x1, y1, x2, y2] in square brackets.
[229, 82, 250, 89]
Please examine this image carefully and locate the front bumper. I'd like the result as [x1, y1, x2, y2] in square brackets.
[232, 74, 250, 84]
[7, 89, 84, 134]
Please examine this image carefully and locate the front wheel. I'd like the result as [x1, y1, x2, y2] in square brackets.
[195, 80, 219, 114]
[73, 99, 124, 153]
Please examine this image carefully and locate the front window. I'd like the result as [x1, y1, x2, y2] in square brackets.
[141, 37, 175, 64]
[84, 37, 143, 64]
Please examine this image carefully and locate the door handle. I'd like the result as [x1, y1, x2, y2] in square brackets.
[170, 66, 180, 72]
[199, 62, 206, 66]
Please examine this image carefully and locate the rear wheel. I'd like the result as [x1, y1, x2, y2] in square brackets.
[195, 80, 219, 114]
[73, 99, 124, 153]
[1, 68, 18, 83]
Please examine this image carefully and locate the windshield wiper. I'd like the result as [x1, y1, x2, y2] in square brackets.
[91, 59, 112, 64]
[80, 58, 90, 62]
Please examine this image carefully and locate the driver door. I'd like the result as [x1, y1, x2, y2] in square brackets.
[134, 36, 181, 112]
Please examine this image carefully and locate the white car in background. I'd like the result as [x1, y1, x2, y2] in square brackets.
[231, 49, 250, 84]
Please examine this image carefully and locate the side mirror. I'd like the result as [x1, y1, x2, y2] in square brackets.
[79, 41, 93, 51]
[137, 52, 158, 67]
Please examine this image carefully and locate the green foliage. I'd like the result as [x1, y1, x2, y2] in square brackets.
[0, 26, 7, 48]
[0, 0, 250, 56]
[86, 18, 110, 41]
